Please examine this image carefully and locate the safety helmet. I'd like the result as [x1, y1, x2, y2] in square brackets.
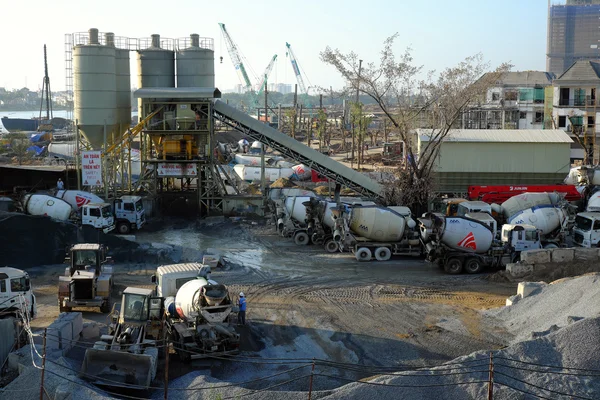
[239, 292, 244, 297]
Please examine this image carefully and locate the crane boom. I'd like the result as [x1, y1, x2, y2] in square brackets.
[257, 54, 277, 95]
[219, 23, 253, 92]
[285, 42, 307, 94]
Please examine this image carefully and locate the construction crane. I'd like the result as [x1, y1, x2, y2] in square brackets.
[285, 42, 308, 95]
[219, 23, 253, 93]
[38, 44, 53, 131]
[257, 54, 277, 95]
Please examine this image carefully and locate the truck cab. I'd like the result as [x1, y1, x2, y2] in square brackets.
[58, 244, 113, 313]
[573, 212, 600, 247]
[81, 203, 115, 233]
[113, 196, 145, 234]
[456, 201, 493, 217]
[501, 224, 542, 253]
[0, 267, 36, 318]
[151, 263, 213, 298]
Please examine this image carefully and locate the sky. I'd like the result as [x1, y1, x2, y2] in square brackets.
[0, 0, 549, 93]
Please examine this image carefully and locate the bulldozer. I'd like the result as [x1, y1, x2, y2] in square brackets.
[58, 244, 113, 313]
[80, 287, 165, 389]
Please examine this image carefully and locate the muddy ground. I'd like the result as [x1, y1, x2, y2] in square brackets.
[24, 218, 518, 393]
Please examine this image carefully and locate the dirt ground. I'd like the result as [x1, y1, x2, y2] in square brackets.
[24, 218, 518, 392]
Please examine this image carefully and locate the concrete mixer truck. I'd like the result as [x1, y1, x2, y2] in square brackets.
[419, 213, 543, 274]
[152, 263, 240, 362]
[333, 204, 422, 261]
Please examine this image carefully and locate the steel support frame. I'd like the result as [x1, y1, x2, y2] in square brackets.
[213, 110, 378, 198]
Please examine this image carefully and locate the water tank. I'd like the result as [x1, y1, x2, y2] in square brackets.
[74, 28, 118, 150]
[115, 45, 131, 135]
[137, 34, 175, 114]
[176, 34, 215, 88]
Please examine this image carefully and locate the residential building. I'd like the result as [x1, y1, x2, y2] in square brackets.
[551, 60, 600, 162]
[547, 0, 600, 75]
[461, 71, 555, 130]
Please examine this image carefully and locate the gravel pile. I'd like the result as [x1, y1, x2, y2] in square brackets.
[484, 273, 600, 343]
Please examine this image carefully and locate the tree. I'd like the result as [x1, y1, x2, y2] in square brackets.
[316, 108, 328, 151]
[284, 108, 298, 138]
[321, 34, 511, 212]
[6, 133, 31, 165]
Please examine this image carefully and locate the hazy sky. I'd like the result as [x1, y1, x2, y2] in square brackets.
[1, 0, 548, 92]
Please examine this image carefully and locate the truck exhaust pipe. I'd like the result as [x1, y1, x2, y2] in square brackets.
[277, 218, 284, 231]
[333, 229, 342, 242]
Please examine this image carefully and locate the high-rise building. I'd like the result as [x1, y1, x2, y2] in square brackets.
[547, 0, 600, 75]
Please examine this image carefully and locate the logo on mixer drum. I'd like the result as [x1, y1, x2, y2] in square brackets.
[457, 232, 477, 250]
[75, 195, 91, 208]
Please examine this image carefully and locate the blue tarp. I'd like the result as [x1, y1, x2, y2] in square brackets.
[26, 145, 45, 156]
[29, 133, 45, 142]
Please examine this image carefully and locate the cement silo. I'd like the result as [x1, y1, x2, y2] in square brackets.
[137, 34, 175, 115]
[176, 34, 215, 88]
[74, 28, 118, 150]
[114, 38, 131, 136]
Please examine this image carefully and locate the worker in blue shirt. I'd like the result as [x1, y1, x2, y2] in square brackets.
[238, 292, 246, 325]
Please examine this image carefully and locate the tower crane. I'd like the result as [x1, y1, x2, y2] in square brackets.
[219, 23, 253, 93]
[257, 54, 277, 95]
[285, 42, 308, 95]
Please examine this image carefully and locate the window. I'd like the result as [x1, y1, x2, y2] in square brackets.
[10, 277, 29, 292]
[492, 92, 500, 101]
[101, 206, 112, 218]
[518, 231, 523, 240]
[535, 112, 544, 123]
[75, 250, 97, 266]
[594, 220, 600, 230]
[588, 116, 595, 128]
[135, 200, 143, 212]
[505, 91, 518, 101]
[525, 230, 538, 241]
[559, 116, 567, 128]
[534, 88, 545, 104]
[0, 280, 5, 293]
[519, 111, 527, 119]
[89, 208, 100, 217]
[124, 203, 134, 212]
[123, 293, 149, 321]
[175, 277, 195, 290]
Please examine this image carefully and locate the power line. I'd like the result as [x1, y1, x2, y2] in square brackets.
[495, 362, 600, 377]
[495, 382, 556, 400]
[313, 373, 488, 388]
[220, 374, 311, 400]
[494, 370, 595, 400]
[495, 356, 600, 373]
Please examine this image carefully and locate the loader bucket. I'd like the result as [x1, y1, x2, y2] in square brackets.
[80, 348, 156, 389]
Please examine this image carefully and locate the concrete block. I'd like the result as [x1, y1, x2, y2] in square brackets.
[517, 281, 548, 298]
[550, 248, 575, 263]
[47, 320, 73, 353]
[58, 312, 83, 339]
[506, 294, 522, 306]
[574, 247, 600, 261]
[81, 322, 100, 340]
[521, 249, 551, 265]
[506, 263, 534, 276]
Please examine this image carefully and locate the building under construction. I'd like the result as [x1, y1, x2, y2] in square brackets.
[547, 0, 600, 75]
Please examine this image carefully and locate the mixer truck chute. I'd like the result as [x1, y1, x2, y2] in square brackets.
[80, 287, 163, 389]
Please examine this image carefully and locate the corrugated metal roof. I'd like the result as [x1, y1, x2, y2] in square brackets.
[417, 129, 573, 143]
[156, 263, 205, 275]
[134, 87, 221, 99]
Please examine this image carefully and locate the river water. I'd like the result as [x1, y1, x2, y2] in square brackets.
[0, 110, 139, 132]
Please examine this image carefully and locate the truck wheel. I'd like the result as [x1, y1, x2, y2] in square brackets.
[464, 258, 483, 274]
[294, 231, 309, 246]
[355, 247, 372, 262]
[325, 240, 339, 253]
[444, 258, 463, 274]
[100, 301, 111, 314]
[117, 221, 131, 235]
[58, 299, 71, 313]
[374, 247, 392, 261]
[543, 243, 558, 249]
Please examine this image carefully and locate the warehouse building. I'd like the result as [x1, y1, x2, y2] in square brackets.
[416, 129, 573, 194]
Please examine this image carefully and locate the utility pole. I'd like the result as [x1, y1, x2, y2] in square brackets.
[351, 60, 363, 164]
[293, 84, 298, 139]
[261, 79, 267, 197]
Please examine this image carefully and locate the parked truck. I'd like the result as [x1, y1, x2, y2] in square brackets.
[58, 244, 114, 313]
[333, 204, 422, 261]
[22, 194, 115, 233]
[80, 287, 163, 389]
[572, 191, 600, 247]
[55, 190, 146, 234]
[152, 263, 240, 362]
[419, 213, 543, 274]
[0, 267, 36, 318]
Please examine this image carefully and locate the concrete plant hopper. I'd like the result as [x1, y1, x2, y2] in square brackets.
[212, 100, 383, 198]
